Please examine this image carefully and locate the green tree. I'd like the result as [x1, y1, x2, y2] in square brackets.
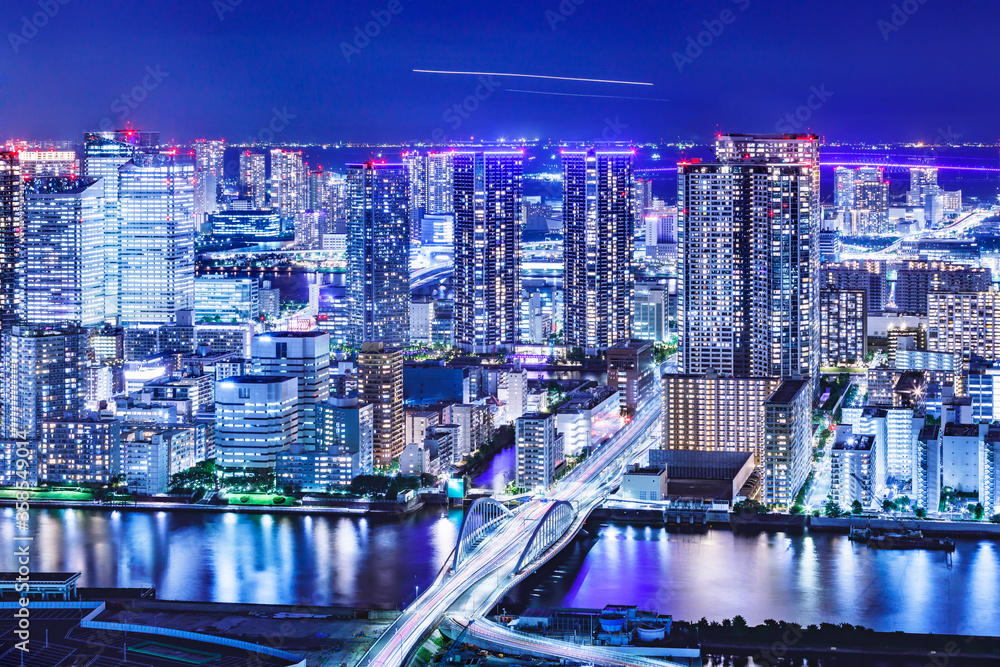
[883, 499, 895, 513]
[851, 500, 863, 515]
[915, 507, 927, 519]
[990, 513, 1000, 524]
[731, 615, 748, 633]
[974, 503, 985, 520]
[824, 499, 842, 518]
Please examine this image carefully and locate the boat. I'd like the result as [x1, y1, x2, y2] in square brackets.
[869, 529, 955, 552]
[848, 525, 871, 542]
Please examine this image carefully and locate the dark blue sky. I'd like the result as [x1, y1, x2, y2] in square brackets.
[1, 0, 997, 143]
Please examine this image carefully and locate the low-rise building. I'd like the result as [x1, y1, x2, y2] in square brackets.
[621, 464, 668, 502]
[39, 417, 121, 485]
[555, 386, 621, 457]
[516, 412, 559, 491]
[830, 430, 881, 508]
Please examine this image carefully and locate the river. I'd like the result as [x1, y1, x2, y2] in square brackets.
[2, 507, 997, 636]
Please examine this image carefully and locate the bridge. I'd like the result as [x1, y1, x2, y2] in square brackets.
[359, 400, 678, 667]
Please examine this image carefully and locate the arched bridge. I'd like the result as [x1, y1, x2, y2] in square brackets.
[453, 498, 514, 571]
[514, 500, 575, 573]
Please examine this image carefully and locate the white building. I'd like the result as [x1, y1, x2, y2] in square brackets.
[516, 412, 558, 491]
[215, 376, 298, 472]
[621, 464, 668, 502]
[555, 386, 621, 457]
[400, 441, 432, 477]
[980, 426, 1000, 517]
[251, 331, 330, 449]
[942, 422, 985, 493]
[830, 430, 882, 508]
[276, 444, 359, 492]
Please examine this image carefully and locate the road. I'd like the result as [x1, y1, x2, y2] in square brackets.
[358, 402, 663, 666]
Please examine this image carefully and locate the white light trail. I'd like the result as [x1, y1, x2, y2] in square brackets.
[413, 69, 653, 86]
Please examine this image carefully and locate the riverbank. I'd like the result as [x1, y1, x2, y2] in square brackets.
[694, 618, 1000, 663]
[0, 492, 447, 518]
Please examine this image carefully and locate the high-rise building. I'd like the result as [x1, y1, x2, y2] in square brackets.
[215, 376, 298, 472]
[453, 150, 523, 353]
[83, 130, 158, 321]
[23, 177, 105, 326]
[762, 379, 811, 509]
[39, 416, 120, 485]
[317, 396, 374, 477]
[908, 167, 939, 207]
[192, 139, 225, 183]
[895, 261, 991, 315]
[0, 153, 23, 332]
[822, 260, 887, 312]
[834, 166, 856, 209]
[427, 152, 454, 215]
[251, 331, 330, 449]
[118, 152, 195, 324]
[346, 162, 410, 347]
[607, 340, 655, 413]
[404, 152, 427, 241]
[515, 412, 558, 490]
[239, 151, 267, 208]
[562, 147, 634, 353]
[195, 276, 260, 323]
[818, 290, 867, 367]
[269, 149, 307, 217]
[661, 373, 780, 464]
[679, 133, 820, 381]
[17, 151, 78, 178]
[928, 292, 1000, 361]
[356, 342, 403, 467]
[2, 325, 87, 440]
[853, 178, 889, 234]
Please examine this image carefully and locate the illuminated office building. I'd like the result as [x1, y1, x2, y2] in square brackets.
[215, 375, 298, 472]
[346, 162, 410, 347]
[562, 147, 634, 353]
[251, 331, 330, 450]
[83, 130, 158, 321]
[762, 379, 811, 509]
[18, 151, 78, 178]
[269, 148, 307, 217]
[928, 292, 1000, 361]
[895, 261, 991, 315]
[818, 290, 867, 367]
[452, 150, 523, 353]
[822, 260, 886, 312]
[194, 276, 259, 323]
[23, 177, 105, 326]
[908, 167, 939, 207]
[192, 139, 225, 182]
[0, 152, 23, 331]
[118, 152, 195, 324]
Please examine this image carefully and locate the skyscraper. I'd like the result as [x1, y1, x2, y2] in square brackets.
[269, 148, 307, 217]
[83, 130, 158, 322]
[346, 162, 410, 347]
[452, 150, 523, 353]
[678, 133, 820, 382]
[0, 152, 23, 330]
[908, 167, 939, 207]
[251, 331, 331, 450]
[562, 147, 635, 353]
[427, 152, 454, 215]
[356, 342, 403, 467]
[2, 325, 87, 440]
[239, 151, 267, 208]
[118, 152, 196, 324]
[192, 139, 225, 183]
[23, 177, 105, 326]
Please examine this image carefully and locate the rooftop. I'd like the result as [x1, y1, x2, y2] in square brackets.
[944, 423, 982, 438]
[765, 379, 809, 405]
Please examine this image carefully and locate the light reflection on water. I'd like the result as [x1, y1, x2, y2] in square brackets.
[2, 508, 998, 636]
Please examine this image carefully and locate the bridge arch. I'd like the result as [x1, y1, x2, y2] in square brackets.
[453, 497, 515, 571]
[514, 500, 575, 573]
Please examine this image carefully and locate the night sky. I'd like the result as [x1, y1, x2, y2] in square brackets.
[1, 0, 997, 144]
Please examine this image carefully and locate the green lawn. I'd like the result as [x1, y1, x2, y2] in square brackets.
[0, 487, 95, 501]
[226, 493, 297, 506]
